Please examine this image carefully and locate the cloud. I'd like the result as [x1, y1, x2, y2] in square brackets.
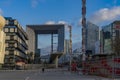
[31, 0, 45, 8]
[0, 8, 3, 15]
[45, 21, 55, 24]
[78, 18, 82, 26]
[58, 21, 72, 32]
[45, 20, 70, 32]
[58, 21, 67, 24]
[58, 21, 70, 32]
[89, 6, 120, 24]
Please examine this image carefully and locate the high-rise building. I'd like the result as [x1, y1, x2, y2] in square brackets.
[3, 17, 28, 69]
[101, 20, 120, 54]
[86, 21, 99, 54]
[58, 39, 70, 64]
[64, 39, 70, 54]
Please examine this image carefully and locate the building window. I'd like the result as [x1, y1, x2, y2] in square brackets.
[9, 50, 14, 55]
[14, 20, 18, 25]
[6, 36, 10, 40]
[116, 30, 120, 38]
[14, 36, 17, 40]
[5, 51, 9, 55]
[10, 28, 14, 32]
[4, 28, 9, 32]
[4, 59, 8, 63]
[9, 58, 14, 63]
[15, 43, 17, 47]
[10, 35, 14, 40]
[113, 32, 116, 37]
[9, 21, 14, 25]
[6, 20, 9, 25]
[15, 28, 17, 32]
[9, 43, 14, 47]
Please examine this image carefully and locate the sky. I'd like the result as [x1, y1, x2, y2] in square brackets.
[0, 0, 120, 49]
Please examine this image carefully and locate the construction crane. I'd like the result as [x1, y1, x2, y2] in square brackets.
[82, 0, 86, 61]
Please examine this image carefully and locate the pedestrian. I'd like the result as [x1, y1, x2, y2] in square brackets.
[42, 67, 45, 72]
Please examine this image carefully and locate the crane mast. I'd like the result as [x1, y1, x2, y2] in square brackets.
[82, 0, 86, 61]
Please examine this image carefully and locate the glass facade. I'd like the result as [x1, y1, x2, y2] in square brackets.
[102, 25, 112, 54]
[86, 21, 99, 54]
[101, 21, 120, 54]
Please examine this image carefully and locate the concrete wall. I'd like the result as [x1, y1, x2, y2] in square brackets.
[24, 64, 56, 70]
[26, 27, 35, 59]
[0, 29, 5, 64]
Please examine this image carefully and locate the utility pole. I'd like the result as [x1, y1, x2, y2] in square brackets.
[69, 25, 72, 71]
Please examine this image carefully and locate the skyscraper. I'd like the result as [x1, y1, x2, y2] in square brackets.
[101, 20, 120, 54]
[86, 21, 99, 54]
[64, 39, 70, 54]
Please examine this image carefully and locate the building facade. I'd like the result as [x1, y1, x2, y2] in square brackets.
[0, 16, 6, 68]
[101, 21, 120, 54]
[86, 21, 99, 54]
[3, 17, 28, 69]
[26, 24, 65, 64]
[64, 39, 70, 54]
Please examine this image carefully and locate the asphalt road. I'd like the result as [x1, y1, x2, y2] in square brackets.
[0, 69, 117, 80]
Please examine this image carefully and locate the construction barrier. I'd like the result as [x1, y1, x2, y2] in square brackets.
[82, 55, 120, 78]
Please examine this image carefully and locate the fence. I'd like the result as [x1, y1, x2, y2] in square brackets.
[82, 55, 120, 78]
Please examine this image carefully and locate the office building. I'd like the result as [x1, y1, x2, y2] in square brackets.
[64, 39, 70, 54]
[101, 20, 120, 54]
[86, 21, 99, 54]
[26, 24, 65, 65]
[3, 17, 28, 69]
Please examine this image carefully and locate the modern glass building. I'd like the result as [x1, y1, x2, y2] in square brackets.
[101, 20, 120, 54]
[3, 17, 28, 69]
[86, 21, 99, 54]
